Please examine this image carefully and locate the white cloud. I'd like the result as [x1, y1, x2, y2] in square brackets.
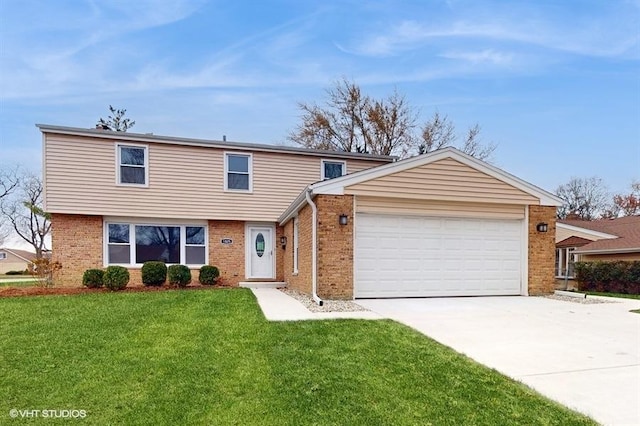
[342, 3, 640, 60]
[440, 49, 514, 65]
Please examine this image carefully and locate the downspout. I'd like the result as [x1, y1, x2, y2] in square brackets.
[305, 189, 324, 306]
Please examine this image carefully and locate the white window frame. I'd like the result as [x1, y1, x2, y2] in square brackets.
[224, 152, 253, 192]
[116, 143, 149, 187]
[321, 159, 346, 180]
[293, 217, 299, 274]
[0, 252, 6, 260]
[555, 247, 576, 279]
[104, 218, 208, 267]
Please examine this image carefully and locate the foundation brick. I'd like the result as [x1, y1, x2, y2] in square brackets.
[51, 213, 103, 286]
[208, 220, 245, 287]
[51, 215, 281, 288]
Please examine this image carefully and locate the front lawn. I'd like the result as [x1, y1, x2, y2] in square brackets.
[0, 289, 594, 425]
[0, 279, 38, 287]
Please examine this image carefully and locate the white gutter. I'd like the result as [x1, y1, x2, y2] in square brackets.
[305, 189, 323, 306]
[574, 247, 640, 255]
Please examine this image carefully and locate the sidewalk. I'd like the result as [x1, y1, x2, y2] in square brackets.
[251, 288, 383, 321]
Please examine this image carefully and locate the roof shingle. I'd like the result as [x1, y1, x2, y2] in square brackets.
[558, 216, 640, 253]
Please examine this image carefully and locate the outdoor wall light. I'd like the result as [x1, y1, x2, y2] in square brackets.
[339, 214, 349, 226]
[536, 222, 549, 233]
[280, 236, 287, 249]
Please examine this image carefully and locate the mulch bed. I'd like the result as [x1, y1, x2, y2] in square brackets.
[0, 283, 223, 298]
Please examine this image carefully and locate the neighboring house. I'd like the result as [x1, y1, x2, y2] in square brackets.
[40, 124, 562, 299]
[0, 248, 36, 274]
[555, 216, 640, 287]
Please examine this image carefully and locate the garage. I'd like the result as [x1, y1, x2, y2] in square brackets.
[355, 213, 524, 298]
[279, 147, 562, 299]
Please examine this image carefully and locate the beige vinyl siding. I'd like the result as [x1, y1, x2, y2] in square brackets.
[45, 135, 385, 221]
[355, 196, 525, 220]
[0, 253, 31, 274]
[346, 158, 538, 205]
[579, 252, 640, 262]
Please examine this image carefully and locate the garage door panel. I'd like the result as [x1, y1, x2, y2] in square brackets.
[355, 213, 522, 298]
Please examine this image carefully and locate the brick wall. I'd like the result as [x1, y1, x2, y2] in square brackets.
[275, 225, 285, 282]
[51, 214, 103, 286]
[528, 205, 557, 295]
[316, 195, 354, 299]
[208, 220, 245, 286]
[52, 215, 266, 287]
[283, 204, 313, 294]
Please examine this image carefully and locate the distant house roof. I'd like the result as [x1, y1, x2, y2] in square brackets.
[558, 216, 640, 254]
[0, 248, 37, 262]
[556, 236, 592, 248]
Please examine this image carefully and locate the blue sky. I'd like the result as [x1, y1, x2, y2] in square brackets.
[1, 0, 638, 195]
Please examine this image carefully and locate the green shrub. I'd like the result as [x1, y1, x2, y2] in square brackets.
[199, 265, 220, 285]
[103, 266, 129, 291]
[141, 261, 167, 286]
[5, 270, 24, 275]
[82, 269, 104, 288]
[168, 265, 192, 287]
[575, 261, 640, 295]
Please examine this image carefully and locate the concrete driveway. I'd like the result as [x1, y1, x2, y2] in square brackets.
[356, 296, 640, 426]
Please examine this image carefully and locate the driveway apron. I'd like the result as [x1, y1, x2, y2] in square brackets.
[356, 296, 640, 426]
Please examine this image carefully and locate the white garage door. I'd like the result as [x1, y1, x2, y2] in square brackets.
[355, 214, 523, 298]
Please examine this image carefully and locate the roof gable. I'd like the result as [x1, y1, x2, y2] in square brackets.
[556, 236, 593, 248]
[278, 147, 561, 224]
[313, 147, 561, 205]
[344, 157, 539, 205]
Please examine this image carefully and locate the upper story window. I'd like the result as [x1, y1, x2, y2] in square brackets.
[0, 252, 6, 260]
[225, 152, 252, 192]
[321, 160, 346, 180]
[117, 144, 148, 186]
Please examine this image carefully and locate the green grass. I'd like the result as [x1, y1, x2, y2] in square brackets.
[583, 291, 640, 300]
[0, 289, 595, 425]
[0, 279, 38, 287]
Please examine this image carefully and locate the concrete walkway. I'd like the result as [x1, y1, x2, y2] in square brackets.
[356, 296, 640, 426]
[250, 288, 383, 321]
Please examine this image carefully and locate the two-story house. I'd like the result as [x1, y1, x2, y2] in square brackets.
[40, 124, 562, 300]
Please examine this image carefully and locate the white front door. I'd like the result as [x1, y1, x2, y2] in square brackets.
[247, 226, 274, 279]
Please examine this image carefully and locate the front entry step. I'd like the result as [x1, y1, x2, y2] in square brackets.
[239, 281, 287, 289]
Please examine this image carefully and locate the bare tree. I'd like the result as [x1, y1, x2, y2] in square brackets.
[603, 181, 640, 218]
[0, 165, 20, 245]
[96, 105, 136, 132]
[0, 171, 51, 257]
[556, 177, 609, 220]
[289, 80, 496, 160]
[289, 79, 417, 156]
[420, 111, 456, 153]
[0, 165, 19, 200]
[419, 112, 496, 161]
